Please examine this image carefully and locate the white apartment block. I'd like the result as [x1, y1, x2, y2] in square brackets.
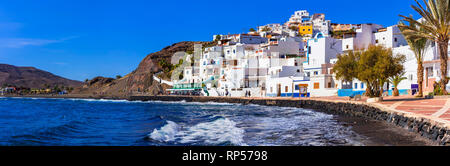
[393, 41, 450, 94]
[304, 33, 343, 97]
[341, 24, 383, 51]
[374, 25, 408, 48]
[258, 23, 283, 35]
[214, 34, 267, 46]
[287, 10, 310, 26]
[311, 13, 331, 37]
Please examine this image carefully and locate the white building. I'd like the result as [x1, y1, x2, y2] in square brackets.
[266, 66, 309, 97]
[214, 34, 267, 46]
[303, 33, 343, 97]
[287, 10, 310, 27]
[258, 23, 283, 35]
[374, 25, 408, 48]
[341, 24, 383, 51]
[171, 12, 449, 98]
[311, 13, 331, 37]
[393, 41, 450, 95]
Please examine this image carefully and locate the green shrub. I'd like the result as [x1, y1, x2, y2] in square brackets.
[433, 81, 446, 96]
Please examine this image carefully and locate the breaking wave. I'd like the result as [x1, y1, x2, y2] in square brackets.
[149, 118, 246, 146]
[0, 97, 371, 146]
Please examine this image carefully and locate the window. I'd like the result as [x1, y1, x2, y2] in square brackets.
[306, 72, 310, 77]
[297, 69, 300, 73]
[314, 83, 320, 89]
[308, 46, 311, 54]
[346, 45, 349, 49]
[295, 85, 299, 90]
[361, 83, 364, 89]
[426, 67, 434, 77]
[314, 71, 319, 75]
[355, 83, 358, 89]
[285, 86, 288, 92]
[394, 38, 398, 42]
[376, 40, 379, 43]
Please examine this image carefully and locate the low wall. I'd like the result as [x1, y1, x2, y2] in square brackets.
[153, 75, 173, 86]
[129, 95, 450, 145]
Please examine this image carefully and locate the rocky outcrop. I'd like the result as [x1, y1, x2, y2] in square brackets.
[75, 41, 213, 97]
[87, 77, 115, 86]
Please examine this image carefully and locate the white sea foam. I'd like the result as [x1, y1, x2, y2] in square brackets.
[12, 97, 242, 106]
[186, 101, 238, 105]
[149, 121, 179, 142]
[144, 100, 238, 106]
[67, 98, 99, 102]
[149, 118, 246, 146]
[65, 98, 144, 103]
[145, 100, 186, 104]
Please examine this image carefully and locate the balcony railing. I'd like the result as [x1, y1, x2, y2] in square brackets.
[172, 83, 202, 89]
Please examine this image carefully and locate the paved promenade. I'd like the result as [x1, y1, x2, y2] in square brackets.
[311, 95, 450, 123]
[378, 96, 450, 122]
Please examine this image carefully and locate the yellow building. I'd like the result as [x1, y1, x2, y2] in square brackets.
[298, 23, 313, 36]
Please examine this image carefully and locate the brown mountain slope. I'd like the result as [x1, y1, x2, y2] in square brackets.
[75, 41, 213, 97]
[0, 64, 83, 89]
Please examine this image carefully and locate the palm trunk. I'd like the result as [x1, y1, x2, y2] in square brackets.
[438, 40, 449, 95]
[417, 62, 424, 97]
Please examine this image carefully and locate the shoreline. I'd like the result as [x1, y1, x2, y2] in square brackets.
[3, 94, 448, 146]
[129, 95, 450, 145]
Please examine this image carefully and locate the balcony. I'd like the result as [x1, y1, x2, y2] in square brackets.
[172, 83, 202, 90]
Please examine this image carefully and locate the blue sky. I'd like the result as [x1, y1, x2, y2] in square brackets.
[0, 0, 419, 81]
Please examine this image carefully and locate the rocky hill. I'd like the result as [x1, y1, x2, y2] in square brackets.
[75, 41, 214, 97]
[0, 64, 83, 89]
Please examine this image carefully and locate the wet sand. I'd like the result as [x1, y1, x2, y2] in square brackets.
[336, 115, 437, 146]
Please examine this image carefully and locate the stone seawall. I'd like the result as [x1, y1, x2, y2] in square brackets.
[129, 95, 450, 145]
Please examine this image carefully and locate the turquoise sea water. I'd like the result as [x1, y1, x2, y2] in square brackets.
[0, 97, 364, 146]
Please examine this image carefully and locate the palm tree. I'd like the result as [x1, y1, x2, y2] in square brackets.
[389, 73, 408, 96]
[399, 21, 429, 97]
[399, 0, 450, 95]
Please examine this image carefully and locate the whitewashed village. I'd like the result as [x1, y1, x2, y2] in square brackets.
[156, 10, 449, 100]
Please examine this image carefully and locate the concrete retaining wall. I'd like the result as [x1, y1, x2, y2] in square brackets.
[129, 95, 450, 145]
[153, 75, 173, 86]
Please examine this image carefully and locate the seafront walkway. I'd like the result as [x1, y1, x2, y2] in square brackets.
[378, 96, 450, 122]
[247, 95, 450, 125]
[309, 95, 450, 123]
